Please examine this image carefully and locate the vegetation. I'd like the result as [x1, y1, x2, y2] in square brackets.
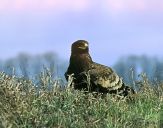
[0, 52, 67, 80]
[0, 70, 163, 128]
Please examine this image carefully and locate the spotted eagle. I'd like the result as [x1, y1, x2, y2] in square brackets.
[65, 40, 135, 96]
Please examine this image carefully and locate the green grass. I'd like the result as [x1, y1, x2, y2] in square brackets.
[0, 71, 163, 128]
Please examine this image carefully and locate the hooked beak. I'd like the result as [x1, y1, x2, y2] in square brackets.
[78, 43, 88, 49]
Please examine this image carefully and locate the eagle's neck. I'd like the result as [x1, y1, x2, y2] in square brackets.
[70, 53, 93, 74]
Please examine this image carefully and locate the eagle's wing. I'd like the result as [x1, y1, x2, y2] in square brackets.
[89, 62, 123, 91]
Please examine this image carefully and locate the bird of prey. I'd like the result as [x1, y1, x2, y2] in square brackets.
[65, 40, 135, 96]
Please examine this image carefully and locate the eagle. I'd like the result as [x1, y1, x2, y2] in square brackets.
[65, 40, 135, 96]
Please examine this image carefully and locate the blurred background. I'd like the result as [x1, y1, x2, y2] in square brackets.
[0, 0, 163, 83]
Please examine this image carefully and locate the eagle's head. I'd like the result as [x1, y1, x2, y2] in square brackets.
[71, 40, 89, 54]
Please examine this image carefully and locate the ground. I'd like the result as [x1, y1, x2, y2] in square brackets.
[0, 71, 162, 128]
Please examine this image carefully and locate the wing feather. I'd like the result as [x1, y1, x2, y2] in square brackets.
[89, 62, 123, 91]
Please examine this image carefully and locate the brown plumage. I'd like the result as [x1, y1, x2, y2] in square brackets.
[65, 40, 135, 96]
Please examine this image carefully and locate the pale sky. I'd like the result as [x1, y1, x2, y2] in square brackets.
[0, 0, 163, 65]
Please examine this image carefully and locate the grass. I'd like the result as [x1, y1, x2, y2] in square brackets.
[0, 71, 163, 128]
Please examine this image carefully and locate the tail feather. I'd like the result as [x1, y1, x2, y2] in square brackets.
[109, 83, 135, 97]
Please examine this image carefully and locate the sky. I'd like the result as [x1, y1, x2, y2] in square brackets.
[0, 0, 163, 65]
